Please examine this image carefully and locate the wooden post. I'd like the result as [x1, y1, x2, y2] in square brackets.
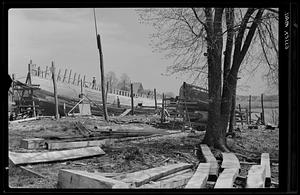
[106, 81, 109, 102]
[77, 74, 81, 86]
[261, 94, 265, 125]
[32, 100, 36, 117]
[83, 75, 86, 88]
[238, 104, 243, 127]
[37, 66, 41, 77]
[131, 83, 134, 115]
[62, 69, 68, 82]
[72, 73, 77, 85]
[161, 93, 165, 123]
[246, 108, 249, 124]
[45, 66, 49, 78]
[11, 74, 15, 100]
[249, 95, 252, 124]
[57, 69, 61, 81]
[96, 33, 108, 121]
[68, 70, 72, 84]
[154, 88, 157, 109]
[51, 61, 59, 120]
[80, 79, 83, 95]
[26, 61, 32, 85]
[63, 103, 66, 116]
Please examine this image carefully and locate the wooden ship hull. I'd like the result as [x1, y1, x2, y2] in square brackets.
[178, 82, 209, 124]
[11, 63, 161, 118]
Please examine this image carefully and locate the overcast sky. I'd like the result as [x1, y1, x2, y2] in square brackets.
[8, 8, 277, 96]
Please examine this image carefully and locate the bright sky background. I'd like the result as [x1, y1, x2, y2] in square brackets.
[8, 8, 277, 96]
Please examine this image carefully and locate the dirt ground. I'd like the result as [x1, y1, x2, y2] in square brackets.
[8, 115, 279, 188]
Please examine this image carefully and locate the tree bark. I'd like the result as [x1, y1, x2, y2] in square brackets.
[220, 9, 264, 140]
[202, 8, 227, 151]
[228, 82, 237, 133]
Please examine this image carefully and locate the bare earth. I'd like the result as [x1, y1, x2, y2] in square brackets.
[8, 115, 279, 188]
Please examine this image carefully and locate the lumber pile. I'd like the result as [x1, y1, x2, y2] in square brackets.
[58, 163, 194, 189]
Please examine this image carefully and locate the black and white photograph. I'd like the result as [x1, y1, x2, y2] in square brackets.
[7, 7, 282, 189]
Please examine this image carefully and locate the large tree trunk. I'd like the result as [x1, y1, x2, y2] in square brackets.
[202, 8, 228, 151]
[228, 86, 237, 133]
[202, 8, 264, 152]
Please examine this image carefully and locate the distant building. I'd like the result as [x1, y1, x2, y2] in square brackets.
[132, 82, 144, 96]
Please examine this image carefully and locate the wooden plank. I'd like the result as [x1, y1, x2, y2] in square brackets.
[185, 163, 210, 188]
[200, 144, 219, 177]
[214, 168, 239, 188]
[19, 166, 46, 178]
[119, 109, 131, 117]
[9, 117, 38, 124]
[246, 165, 266, 188]
[58, 169, 131, 189]
[121, 163, 193, 187]
[9, 146, 105, 165]
[20, 138, 46, 149]
[139, 170, 193, 188]
[221, 153, 241, 170]
[47, 139, 109, 150]
[261, 153, 271, 187]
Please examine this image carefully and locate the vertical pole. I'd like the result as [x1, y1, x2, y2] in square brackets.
[96, 34, 108, 121]
[63, 103, 66, 116]
[106, 81, 109, 103]
[68, 69, 72, 84]
[246, 108, 249, 124]
[37, 66, 41, 77]
[238, 104, 243, 127]
[131, 83, 134, 115]
[45, 66, 49, 78]
[154, 88, 157, 109]
[93, 8, 108, 120]
[63, 69, 68, 82]
[11, 74, 15, 96]
[72, 73, 77, 85]
[261, 93, 265, 125]
[32, 100, 36, 117]
[77, 74, 81, 86]
[83, 75, 86, 88]
[57, 69, 61, 81]
[161, 93, 165, 123]
[26, 61, 32, 85]
[51, 61, 59, 120]
[249, 95, 252, 124]
[80, 79, 83, 95]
